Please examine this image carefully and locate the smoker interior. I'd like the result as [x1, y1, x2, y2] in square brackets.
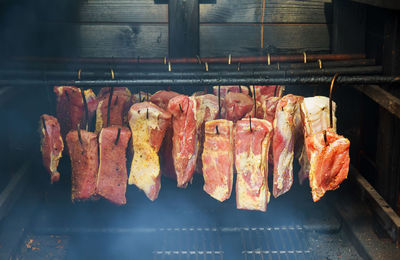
[0, 85, 396, 260]
[2, 0, 400, 259]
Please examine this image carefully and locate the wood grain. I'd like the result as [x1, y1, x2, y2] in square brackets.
[200, 24, 330, 57]
[75, 0, 332, 24]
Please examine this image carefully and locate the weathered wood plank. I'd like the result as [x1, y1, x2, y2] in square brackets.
[354, 85, 400, 120]
[75, 0, 332, 24]
[10, 23, 329, 58]
[351, 0, 400, 10]
[169, 0, 200, 58]
[200, 24, 330, 57]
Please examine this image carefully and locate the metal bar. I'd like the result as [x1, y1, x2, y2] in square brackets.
[0, 161, 32, 221]
[0, 66, 383, 80]
[1, 75, 398, 87]
[354, 85, 400, 119]
[14, 53, 365, 64]
[2, 59, 376, 72]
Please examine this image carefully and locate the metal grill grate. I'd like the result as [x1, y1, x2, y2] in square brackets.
[153, 227, 224, 260]
[240, 226, 313, 260]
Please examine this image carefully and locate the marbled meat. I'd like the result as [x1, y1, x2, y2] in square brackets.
[167, 95, 198, 187]
[202, 119, 234, 202]
[235, 118, 273, 211]
[96, 126, 131, 205]
[40, 114, 64, 183]
[66, 129, 98, 201]
[128, 102, 171, 201]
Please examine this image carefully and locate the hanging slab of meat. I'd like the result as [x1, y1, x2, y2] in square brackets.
[97, 87, 131, 100]
[213, 85, 249, 98]
[202, 119, 234, 202]
[235, 118, 273, 211]
[272, 94, 302, 198]
[66, 129, 98, 201]
[132, 91, 152, 103]
[167, 95, 198, 188]
[96, 126, 131, 205]
[194, 94, 219, 174]
[150, 90, 180, 179]
[54, 86, 97, 138]
[246, 85, 284, 119]
[95, 87, 132, 133]
[40, 114, 64, 184]
[224, 92, 253, 122]
[128, 102, 171, 201]
[150, 90, 180, 110]
[306, 129, 350, 202]
[262, 97, 281, 166]
[298, 96, 337, 184]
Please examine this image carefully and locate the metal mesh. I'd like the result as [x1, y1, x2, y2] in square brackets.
[153, 227, 224, 260]
[240, 226, 313, 260]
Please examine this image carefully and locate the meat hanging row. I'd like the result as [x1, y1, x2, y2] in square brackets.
[40, 85, 350, 210]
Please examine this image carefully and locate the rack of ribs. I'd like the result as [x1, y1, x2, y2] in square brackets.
[272, 94, 303, 198]
[96, 126, 131, 205]
[202, 119, 234, 202]
[167, 95, 198, 188]
[235, 118, 273, 211]
[128, 102, 171, 201]
[66, 129, 98, 201]
[40, 114, 64, 184]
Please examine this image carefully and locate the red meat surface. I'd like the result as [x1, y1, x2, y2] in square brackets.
[40, 114, 64, 183]
[66, 130, 98, 201]
[202, 119, 234, 202]
[96, 126, 131, 205]
[235, 118, 273, 211]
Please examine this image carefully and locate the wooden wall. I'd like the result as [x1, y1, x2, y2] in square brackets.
[0, 0, 333, 58]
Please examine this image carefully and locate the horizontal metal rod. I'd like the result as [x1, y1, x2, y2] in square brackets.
[15, 53, 365, 64]
[1, 76, 398, 87]
[3, 59, 376, 72]
[0, 66, 382, 80]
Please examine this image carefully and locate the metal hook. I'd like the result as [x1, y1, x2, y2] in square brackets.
[267, 53, 271, 66]
[115, 127, 121, 145]
[249, 115, 253, 132]
[196, 55, 202, 64]
[216, 125, 219, 135]
[41, 117, 47, 134]
[274, 85, 278, 97]
[77, 69, 82, 81]
[80, 88, 89, 130]
[146, 92, 149, 101]
[205, 62, 209, 72]
[107, 87, 114, 127]
[323, 130, 327, 146]
[179, 104, 183, 113]
[277, 62, 280, 70]
[228, 54, 232, 65]
[218, 85, 221, 119]
[318, 59, 323, 69]
[77, 123, 83, 145]
[237, 62, 241, 71]
[329, 73, 339, 129]
[303, 51, 307, 64]
[253, 87, 257, 117]
[168, 61, 172, 72]
[164, 57, 167, 65]
[239, 85, 242, 93]
[110, 68, 115, 80]
[146, 108, 149, 120]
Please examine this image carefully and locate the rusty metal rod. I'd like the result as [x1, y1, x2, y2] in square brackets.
[1, 75, 399, 87]
[0, 66, 382, 79]
[14, 53, 365, 64]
